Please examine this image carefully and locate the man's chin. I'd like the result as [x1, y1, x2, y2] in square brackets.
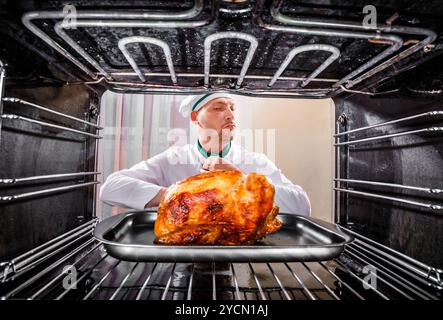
[220, 129, 235, 141]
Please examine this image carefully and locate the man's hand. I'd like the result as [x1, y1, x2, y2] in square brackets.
[201, 157, 240, 172]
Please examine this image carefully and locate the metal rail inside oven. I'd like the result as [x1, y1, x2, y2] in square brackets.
[333, 110, 443, 291]
[18, 0, 436, 97]
[0, 223, 441, 300]
[0, 96, 102, 205]
[334, 111, 443, 215]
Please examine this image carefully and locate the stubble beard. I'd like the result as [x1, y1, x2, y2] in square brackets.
[220, 128, 235, 143]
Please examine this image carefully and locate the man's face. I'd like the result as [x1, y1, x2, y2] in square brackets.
[192, 97, 237, 141]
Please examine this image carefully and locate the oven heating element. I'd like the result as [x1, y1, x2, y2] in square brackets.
[19, 0, 436, 97]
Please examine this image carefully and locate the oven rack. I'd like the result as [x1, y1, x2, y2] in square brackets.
[19, 0, 436, 97]
[334, 110, 443, 215]
[0, 60, 5, 140]
[1, 97, 102, 139]
[0, 95, 102, 204]
[333, 110, 443, 290]
[267, 0, 436, 92]
[0, 219, 97, 283]
[0, 218, 440, 300]
[0, 81, 99, 279]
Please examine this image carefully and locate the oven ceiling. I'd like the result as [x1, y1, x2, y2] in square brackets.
[0, 0, 442, 98]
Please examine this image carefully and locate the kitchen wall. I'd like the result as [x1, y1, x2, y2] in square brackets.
[233, 96, 335, 223]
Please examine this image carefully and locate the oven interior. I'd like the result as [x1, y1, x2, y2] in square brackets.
[0, 0, 442, 300]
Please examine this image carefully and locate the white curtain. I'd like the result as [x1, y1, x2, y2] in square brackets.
[96, 92, 189, 219]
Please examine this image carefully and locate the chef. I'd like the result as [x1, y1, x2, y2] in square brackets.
[100, 92, 311, 216]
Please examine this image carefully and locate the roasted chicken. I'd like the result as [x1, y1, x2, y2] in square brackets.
[154, 170, 282, 245]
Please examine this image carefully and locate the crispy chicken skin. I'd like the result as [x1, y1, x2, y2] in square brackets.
[154, 170, 282, 245]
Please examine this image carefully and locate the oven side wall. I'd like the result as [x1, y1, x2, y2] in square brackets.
[334, 92, 443, 269]
[0, 83, 101, 261]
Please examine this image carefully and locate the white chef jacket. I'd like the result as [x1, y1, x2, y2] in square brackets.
[100, 142, 311, 215]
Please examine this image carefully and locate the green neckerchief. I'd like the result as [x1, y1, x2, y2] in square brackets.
[196, 139, 231, 158]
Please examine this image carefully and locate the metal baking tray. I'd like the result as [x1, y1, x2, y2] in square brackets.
[94, 211, 353, 262]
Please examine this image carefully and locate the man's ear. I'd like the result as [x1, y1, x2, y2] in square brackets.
[190, 111, 198, 122]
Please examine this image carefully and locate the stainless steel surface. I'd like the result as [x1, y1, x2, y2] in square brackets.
[338, 85, 400, 96]
[344, 245, 414, 299]
[0, 60, 5, 145]
[255, 0, 404, 94]
[302, 262, 340, 299]
[249, 263, 266, 300]
[335, 121, 341, 224]
[267, 262, 291, 300]
[333, 257, 389, 300]
[106, 81, 334, 97]
[334, 188, 443, 212]
[54, 21, 111, 80]
[268, 44, 340, 87]
[29, 242, 102, 299]
[21, 0, 207, 80]
[1, 114, 103, 139]
[270, 0, 437, 90]
[95, 77, 334, 89]
[0, 219, 97, 282]
[51, 0, 405, 95]
[334, 111, 443, 137]
[93, 211, 353, 263]
[341, 227, 442, 290]
[334, 127, 443, 146]
[318, 261, 364, 299]
[2, 97, 102, 129]
[335, 178, 443, 194]
[118, 36, 177, 84]
[0, 172, 101, 185]
[54, 249, 109, 300]
[161, 263, 176, 300]
[285, 262, 316, 300]
[333, 97, 443, 276]
[136, 262, 158, 300]
[0, 181, 100, 203]
[186, 263, 195, 300]
[81, 259, 122, 300]
[53, 2, 216, 81]
[204, 32, 258, 88]
[110, 71, 338, 82]
[109, 262, 139, 300]
[212, 262, 216, 300]
[335, 31, 436, 90]
[7, 221, 96, 276]
[18, 2, 437, 97]
[21, 12, 94, 79]
[1, 235, 440, 300]
[1, 238, 95, 299]
[346, 243, 436, 299]
[230, 263, 241, 300]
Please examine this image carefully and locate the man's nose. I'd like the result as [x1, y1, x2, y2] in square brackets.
[225, 108, 235, 121]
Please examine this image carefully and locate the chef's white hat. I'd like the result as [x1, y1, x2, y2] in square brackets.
[178, 92, 236, 117]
